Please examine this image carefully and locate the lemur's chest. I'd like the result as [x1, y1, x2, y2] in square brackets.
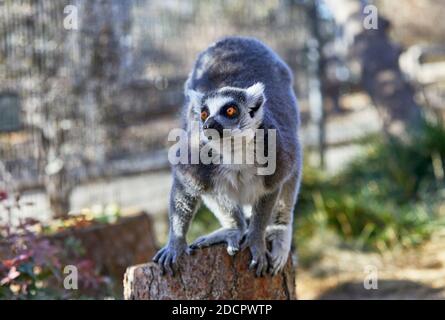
[210, 165, 265, 204]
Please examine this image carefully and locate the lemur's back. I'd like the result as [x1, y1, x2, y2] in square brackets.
[186, 36, 299, 134]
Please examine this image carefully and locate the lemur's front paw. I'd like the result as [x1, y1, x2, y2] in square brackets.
[189, 228, 243, 256]
[266, 227, 292, 275]
[268, 244, 290, 276]
[240, 233, 269, 277]
[153, 239, 192, 276]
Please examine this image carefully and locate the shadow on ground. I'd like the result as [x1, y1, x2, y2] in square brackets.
[317, 280, 444, 300]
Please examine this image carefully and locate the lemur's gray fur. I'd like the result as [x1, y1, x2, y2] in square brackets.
[153, 36, 302, 276]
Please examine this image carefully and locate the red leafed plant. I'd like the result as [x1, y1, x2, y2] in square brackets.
[0, 218, 110, 299]
[0, 190, 7, 202]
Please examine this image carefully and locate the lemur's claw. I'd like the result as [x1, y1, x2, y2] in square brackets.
[226, 244, 239, 256]
[268, 252, 288, 275]
[249, 252, 269, 277]
[153, 241, 190, 276]
[189, 236, 222, 249]
[241, 233, 269, 277]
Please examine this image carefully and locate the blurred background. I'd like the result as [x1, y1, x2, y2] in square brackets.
[1, 0, 445, 299]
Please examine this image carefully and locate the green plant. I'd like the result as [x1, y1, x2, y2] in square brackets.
[188, 206, 220, 244]
[296, 119, 445, 254]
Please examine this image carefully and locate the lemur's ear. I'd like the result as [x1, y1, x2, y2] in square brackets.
[245, 82, 266, 117]
[187, 89, 204, 107]
[186, 89, 204, 117]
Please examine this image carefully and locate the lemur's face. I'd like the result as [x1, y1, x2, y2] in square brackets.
[187, 82, 266, 139]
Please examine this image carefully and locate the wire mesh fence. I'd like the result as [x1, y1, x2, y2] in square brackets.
[0, 0, 312, 217]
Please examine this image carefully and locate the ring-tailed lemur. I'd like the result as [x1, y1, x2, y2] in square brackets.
[153, 36, 302, 277]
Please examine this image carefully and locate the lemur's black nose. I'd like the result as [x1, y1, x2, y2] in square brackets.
[203, 117, 224, 136]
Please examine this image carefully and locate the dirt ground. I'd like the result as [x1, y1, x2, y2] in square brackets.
[296, 230, 445, 300]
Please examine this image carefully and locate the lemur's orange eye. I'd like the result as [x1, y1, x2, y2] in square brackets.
[201, 110, 209, 121]
[226, 106, 237, 117]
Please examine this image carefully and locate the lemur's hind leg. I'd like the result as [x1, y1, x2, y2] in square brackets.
[190, 194, 247, 256]
[241, 189, 280, 277]
[267, 171, 300, 275]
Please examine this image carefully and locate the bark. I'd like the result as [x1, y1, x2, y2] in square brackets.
[325, 0, 422, 136]
[43, 126, 72, 219]
[124, 245, 296, 300]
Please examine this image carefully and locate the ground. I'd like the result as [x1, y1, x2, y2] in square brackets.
[297, 230, 445, 299]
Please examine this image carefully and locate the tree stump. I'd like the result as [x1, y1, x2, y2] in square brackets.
[50, 211, 157, 281]
[124, 244, 296, 300]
